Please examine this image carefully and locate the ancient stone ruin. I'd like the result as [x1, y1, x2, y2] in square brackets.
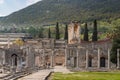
[0, 22, 119, 79]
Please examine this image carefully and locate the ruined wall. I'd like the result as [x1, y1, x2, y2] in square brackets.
[68, 22, 81, 44]
[67, 39, 112, 69]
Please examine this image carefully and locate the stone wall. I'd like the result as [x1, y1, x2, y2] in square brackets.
[67, 39, 112, 70]
[0, 37, 114, 72]
[68, 22, 80, 44]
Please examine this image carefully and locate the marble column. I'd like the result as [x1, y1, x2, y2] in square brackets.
[117, 49, 120, 69]
[108, 48, 110, 69]
[86, 50, 89, 69]
[76, 49, 79, 68]
[98, 48, 100, 68]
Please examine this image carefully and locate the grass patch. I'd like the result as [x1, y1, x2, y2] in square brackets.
[51, 72, 120, 80]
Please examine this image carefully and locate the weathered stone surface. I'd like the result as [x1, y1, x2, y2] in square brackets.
[68, 22, 81, 44]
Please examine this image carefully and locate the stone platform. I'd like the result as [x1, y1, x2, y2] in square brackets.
[18, 69, 52, 80]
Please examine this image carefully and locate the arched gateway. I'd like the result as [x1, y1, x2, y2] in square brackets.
[11, 54, 18, 66]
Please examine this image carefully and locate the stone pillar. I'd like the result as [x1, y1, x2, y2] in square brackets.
[7, 36, 10, 48]
[117, 49, 120, 69]
[39, 49, 42, 67]
[26, 47, 29, 67]
[17, 57, 22, 72]
[51, 50, 54, 68]
[43, 49, 45, 68]
[76, 49, 79, 68]
[108, 48, 110, 69]
[98, 48, 100, 68]
[2, 51, 6, 65]
[65, 48, 67, 67]
[86, 50, 89, 69]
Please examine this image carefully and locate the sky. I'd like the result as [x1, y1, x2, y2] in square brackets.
[0, 0, 41, 17]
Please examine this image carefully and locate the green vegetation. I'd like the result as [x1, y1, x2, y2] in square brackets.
[52, 72, 120, 80]
[64, 24, 68, 40]
[55, 22, 60, 39]
[0, 0, 120, 25]
[83, 23, 89, 41]
[48, 27, 51, 38]
[92, 20, 98, 41]
[110, 19, 120, 64]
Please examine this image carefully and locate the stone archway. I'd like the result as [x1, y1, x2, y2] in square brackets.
[100, 57, 106, 67]
[11, 54, 18, 66]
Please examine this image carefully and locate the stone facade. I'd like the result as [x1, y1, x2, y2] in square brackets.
[66, 39, 112, 71]
[0, 22, 119, 73]
[0, 38, 116, 73]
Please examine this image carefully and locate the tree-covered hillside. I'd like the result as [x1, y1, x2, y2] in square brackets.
[0, 0, 120, 25]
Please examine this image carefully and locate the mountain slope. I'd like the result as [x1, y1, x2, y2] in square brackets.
[0, 0, 120, 24]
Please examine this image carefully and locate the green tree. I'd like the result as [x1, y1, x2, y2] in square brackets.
[48, 27, 51, 38]
[83, 23, 89, 41]
[111, 25, 120, 64]
[92, 20, 98, 41]
[64, 24, 68, 40]
[38, 27, 44, 38]
[27, 27, 37, 37]
[56, 22, 60, 39]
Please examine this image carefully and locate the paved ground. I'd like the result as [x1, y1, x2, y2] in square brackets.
[18, 69, 52, 80]
[54, 66, 72, 73]
[18, 66, 71, 80]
